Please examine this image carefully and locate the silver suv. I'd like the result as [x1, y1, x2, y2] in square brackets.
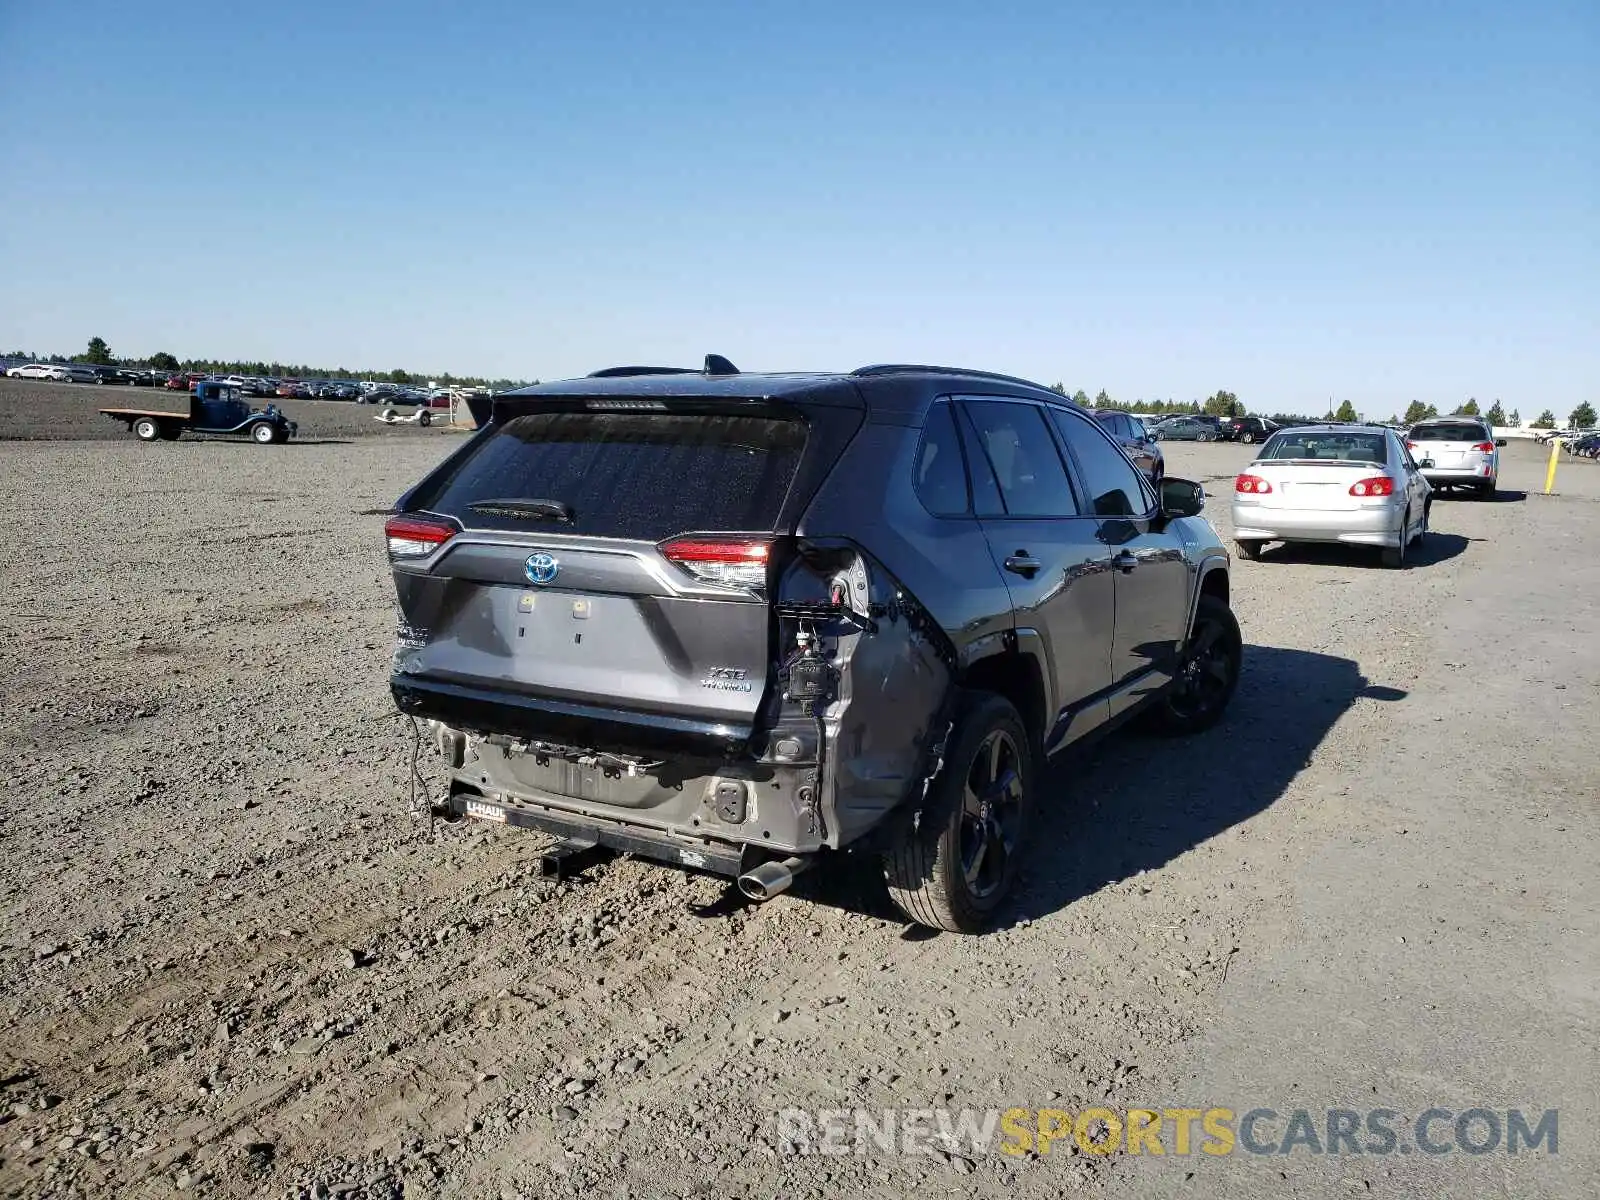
[386, 358, 1241, 932]
[1406, 416, 1502, 498]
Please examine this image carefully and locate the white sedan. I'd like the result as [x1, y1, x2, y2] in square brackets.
[5, 363, 72, 381]
[1231, 424, 1432, 568]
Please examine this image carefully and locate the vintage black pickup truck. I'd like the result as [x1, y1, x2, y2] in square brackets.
[101, 382, 298, 444]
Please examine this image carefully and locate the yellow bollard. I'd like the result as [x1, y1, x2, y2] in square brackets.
[1544, 439, 1561, 494]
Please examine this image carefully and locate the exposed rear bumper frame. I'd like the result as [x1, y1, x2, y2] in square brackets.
[444, 785, 750, 876]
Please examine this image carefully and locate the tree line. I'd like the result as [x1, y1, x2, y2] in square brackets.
[1050, 383, 1595, 431]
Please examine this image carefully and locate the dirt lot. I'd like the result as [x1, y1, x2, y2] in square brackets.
[1, 387, 1595, 1200]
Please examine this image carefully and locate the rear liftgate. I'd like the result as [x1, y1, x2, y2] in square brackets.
[386, 392, 951, 894]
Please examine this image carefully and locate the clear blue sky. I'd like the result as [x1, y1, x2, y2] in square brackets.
[2, 0, 1594, 415]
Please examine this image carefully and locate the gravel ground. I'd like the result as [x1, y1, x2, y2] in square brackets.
[0, 399, 1594, 1200]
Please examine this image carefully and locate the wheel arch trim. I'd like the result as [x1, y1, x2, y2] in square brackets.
[1186, 556, 1231, 638]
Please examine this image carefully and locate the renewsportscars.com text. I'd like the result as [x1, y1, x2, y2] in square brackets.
[775, 1106, 1558, 1158]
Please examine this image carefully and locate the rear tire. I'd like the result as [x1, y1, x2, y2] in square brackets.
[418, 410, 432, 427]
[1478, 483, 1496, 501]
[1234, 539, 1263, 560]
[1147, 594, 1242, 735]
[1381, 510, 1409, 568]
[1241, 432, 1256, 444]
[1410, 499, 1430, 546]
[133, 418, 160, 442]
[882, 692, 1033, 934]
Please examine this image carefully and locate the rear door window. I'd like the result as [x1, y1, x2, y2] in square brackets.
[953, 409, 1006, 516]
[961, 401, 1079, 517]
[421, 411, 807, 540]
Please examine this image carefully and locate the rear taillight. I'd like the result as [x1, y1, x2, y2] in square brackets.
[1349, 476, 1394, 497]
[1472, 441, 1495, 453]
[1405, 441, 1418, 451]
[1235, 474, 1273, 494]
[384, 514, 457, 559]
[659, 537, 771, 588]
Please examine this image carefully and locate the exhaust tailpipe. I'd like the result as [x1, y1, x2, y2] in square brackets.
[737, 856, 809, 902]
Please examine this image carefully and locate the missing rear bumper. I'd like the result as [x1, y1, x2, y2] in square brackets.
[445, 788, 747, 876]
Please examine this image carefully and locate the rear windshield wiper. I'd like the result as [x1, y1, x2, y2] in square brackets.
[467, 498, 574, 523]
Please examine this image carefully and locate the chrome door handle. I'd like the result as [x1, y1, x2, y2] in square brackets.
[1004, 553, 1042, 577]
[1113, 551, 1139, 573]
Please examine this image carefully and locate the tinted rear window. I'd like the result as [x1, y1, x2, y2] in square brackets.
[1409, 423, 1488, 442]
[1260, 431, 1390, 464]
[422, 411, 807, 540]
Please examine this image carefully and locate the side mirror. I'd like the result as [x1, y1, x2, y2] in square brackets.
[1159, 476, 1206, 517]
[1495, 438, 1507, 447]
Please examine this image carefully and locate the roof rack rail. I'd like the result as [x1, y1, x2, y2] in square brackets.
[851, 363, 1059, 393]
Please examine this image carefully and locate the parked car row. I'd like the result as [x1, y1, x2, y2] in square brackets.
[4, 362, 156, 385]
[360, 386, 435, 406]
[1143, 413, 1285, 443]
[214, 376, 365, 400]
[1535, 427, 1600, 449]
[1150, 415, 1221, 442]
[214, 377, 456, 406]
[1563, 432, 1600, 458]
[1219, 415, 1281, 444]
[1, 362, 465, 407]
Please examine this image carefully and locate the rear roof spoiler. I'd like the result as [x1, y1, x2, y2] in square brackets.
[471, 356, 745, 428]
[588, 354, 740, 379]
[464, 393, 495, 428]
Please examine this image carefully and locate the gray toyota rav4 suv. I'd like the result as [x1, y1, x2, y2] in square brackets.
[386, 358, 1240, 932]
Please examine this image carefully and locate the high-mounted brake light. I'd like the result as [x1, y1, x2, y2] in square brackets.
[658, 537, 771, 588]
[585, 398, 668, 411]
[1235, 474, 1273, 494]
[1349, 476, 1395, 497]
[385, 514, 457, 559]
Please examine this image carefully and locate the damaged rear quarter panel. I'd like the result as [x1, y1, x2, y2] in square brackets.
[793, 415, 1015, 847]
[781, 544, 954, 847]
